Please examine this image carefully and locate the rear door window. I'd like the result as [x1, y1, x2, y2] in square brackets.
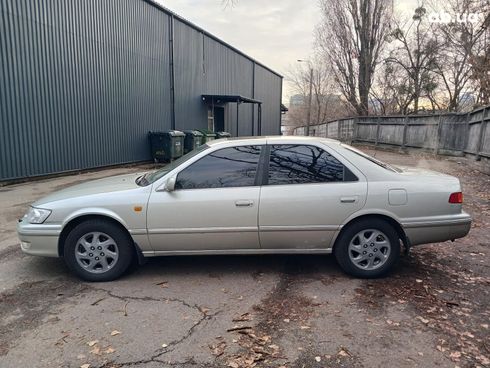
[267, 144, 356, 185]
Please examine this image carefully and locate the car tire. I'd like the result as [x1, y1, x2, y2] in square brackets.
[63, 219, 133, 282]
[334, 218, 400, 278]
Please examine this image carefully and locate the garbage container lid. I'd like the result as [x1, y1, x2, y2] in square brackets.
[183, 130, 204, 136]
[197, 129, 216, 137]
[165, 130, 185, 137]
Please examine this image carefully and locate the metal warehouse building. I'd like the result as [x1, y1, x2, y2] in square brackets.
[0, 0, 283, 181]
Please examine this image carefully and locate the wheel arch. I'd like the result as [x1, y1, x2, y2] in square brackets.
[333, 213, 409, 252]
[58, 214, 135, 258]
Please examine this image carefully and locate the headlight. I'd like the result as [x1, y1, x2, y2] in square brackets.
[24, 207, 52, 224]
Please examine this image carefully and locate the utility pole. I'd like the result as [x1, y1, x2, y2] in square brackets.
[306, 67, 313, 136]
[298, 59, 313, 136]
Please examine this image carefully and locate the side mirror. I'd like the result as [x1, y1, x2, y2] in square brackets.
[164, 176, 176, 192]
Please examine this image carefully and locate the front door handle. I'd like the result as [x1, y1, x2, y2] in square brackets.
[235, 200, 254, 207]
[340, 196, 358, 203]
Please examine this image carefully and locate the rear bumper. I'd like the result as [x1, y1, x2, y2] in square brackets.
[17, 221, 61, 257]
[402, 212, 472, 246]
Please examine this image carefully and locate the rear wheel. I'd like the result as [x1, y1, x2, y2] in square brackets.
[334, 219, 400, 278]
[63, 219, 133, 282]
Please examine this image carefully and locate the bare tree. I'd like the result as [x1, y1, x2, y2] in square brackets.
[316, 0, 392, 116]
[286, 61, 347, 127]
[469, 3, 490, 106]
[431, 0, 489, 111]
[385, 7, 441, 114]
[370, 61, 415, 114]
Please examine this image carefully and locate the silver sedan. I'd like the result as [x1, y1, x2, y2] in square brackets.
[17, 137, 472, 281]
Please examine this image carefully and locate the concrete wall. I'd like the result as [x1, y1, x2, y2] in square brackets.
[293, 106, 490, 161]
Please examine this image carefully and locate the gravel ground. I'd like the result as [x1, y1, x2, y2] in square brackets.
[0, 146, 488, 368]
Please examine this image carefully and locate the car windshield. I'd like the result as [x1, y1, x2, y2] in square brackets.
[136, 144, 210, 186]
[341, 144, 402, 173]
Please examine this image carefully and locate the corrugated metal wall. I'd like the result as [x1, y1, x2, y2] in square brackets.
[0, 0, 282, 181]
[202, 35, 254, 137]
[254, 64, 282, 135]
[173, 18, 206, 131]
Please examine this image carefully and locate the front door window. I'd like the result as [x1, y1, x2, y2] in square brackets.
[176, 145, 262, 190]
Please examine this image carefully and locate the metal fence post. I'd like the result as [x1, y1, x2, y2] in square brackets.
[401, 116, 408, 149]
[476, 109, 488, 160]
[463, 111, 471, 155]
[375, 117, 381, 146]
[353, 118, 358, 143]
[434, 114, 443, 155]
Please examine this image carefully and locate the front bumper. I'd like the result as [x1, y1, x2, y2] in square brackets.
[17, 220, 62, 257]
[402, 212, 472, 246]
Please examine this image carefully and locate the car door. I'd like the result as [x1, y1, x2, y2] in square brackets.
[146, 145, 263, 252]
[258, 143, 367, 250]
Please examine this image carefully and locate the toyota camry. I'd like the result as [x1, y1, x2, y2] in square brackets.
[17, 136, 471, 281]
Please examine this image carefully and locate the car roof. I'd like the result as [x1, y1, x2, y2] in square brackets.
[206, 135, 341, 147]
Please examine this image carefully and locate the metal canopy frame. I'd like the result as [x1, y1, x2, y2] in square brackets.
[202, 95, 263, 136]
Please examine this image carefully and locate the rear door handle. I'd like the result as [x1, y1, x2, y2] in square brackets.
[235, 200, 254, 207]
[340, 196, 358, 203]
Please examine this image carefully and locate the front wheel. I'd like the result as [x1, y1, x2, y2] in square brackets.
[334, 219, 400, 278]
[63, 220, 133, 282]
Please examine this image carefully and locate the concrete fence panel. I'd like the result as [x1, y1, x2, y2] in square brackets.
[378, 123, 405, 146]
[467, 122, 483, 154]
[356, 122, 377, 142]
[405, 122, 438, 149]
[327, 121, 339, 138]
[291, 105, 490, 161]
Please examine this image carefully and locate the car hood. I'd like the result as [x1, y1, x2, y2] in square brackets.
[33, 172, 145, 206]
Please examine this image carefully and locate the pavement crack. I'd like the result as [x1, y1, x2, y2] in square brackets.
[96, 289, 222, 368]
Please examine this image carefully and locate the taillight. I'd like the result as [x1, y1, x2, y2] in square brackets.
[449, 192, 463, 204]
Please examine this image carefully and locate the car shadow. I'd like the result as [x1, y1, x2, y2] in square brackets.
[127, 253, 344, 280]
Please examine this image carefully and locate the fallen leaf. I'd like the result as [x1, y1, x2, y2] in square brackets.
[450, 351, 461, 361]
[416, 316, 429, 324]
[104, 347, 115, 354]
[315, 356, 321, 362]
[87, 340, 98, 347]
[416, 279, 423, 283]
[156, 281, 168, 288]
[232, 313, 251, 322]
[283, 319, 290, 323]
[90, 346, 101, 355]
[110, 330, 121, 336]
[161, 343, 168, 348]
[80, 364, 90, 368]
[300, 325, 310, 330]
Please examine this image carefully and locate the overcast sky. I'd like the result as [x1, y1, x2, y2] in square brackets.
[157, 0, 420, 103]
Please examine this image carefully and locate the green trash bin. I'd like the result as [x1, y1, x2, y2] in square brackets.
[197, 130, 216, 145]
[183, 130, 204, 154]
[215, 131, 231, 139]
[148, 130, 185, 163]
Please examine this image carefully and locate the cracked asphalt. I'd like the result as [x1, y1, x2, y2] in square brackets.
[0, 147, 488, 368]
